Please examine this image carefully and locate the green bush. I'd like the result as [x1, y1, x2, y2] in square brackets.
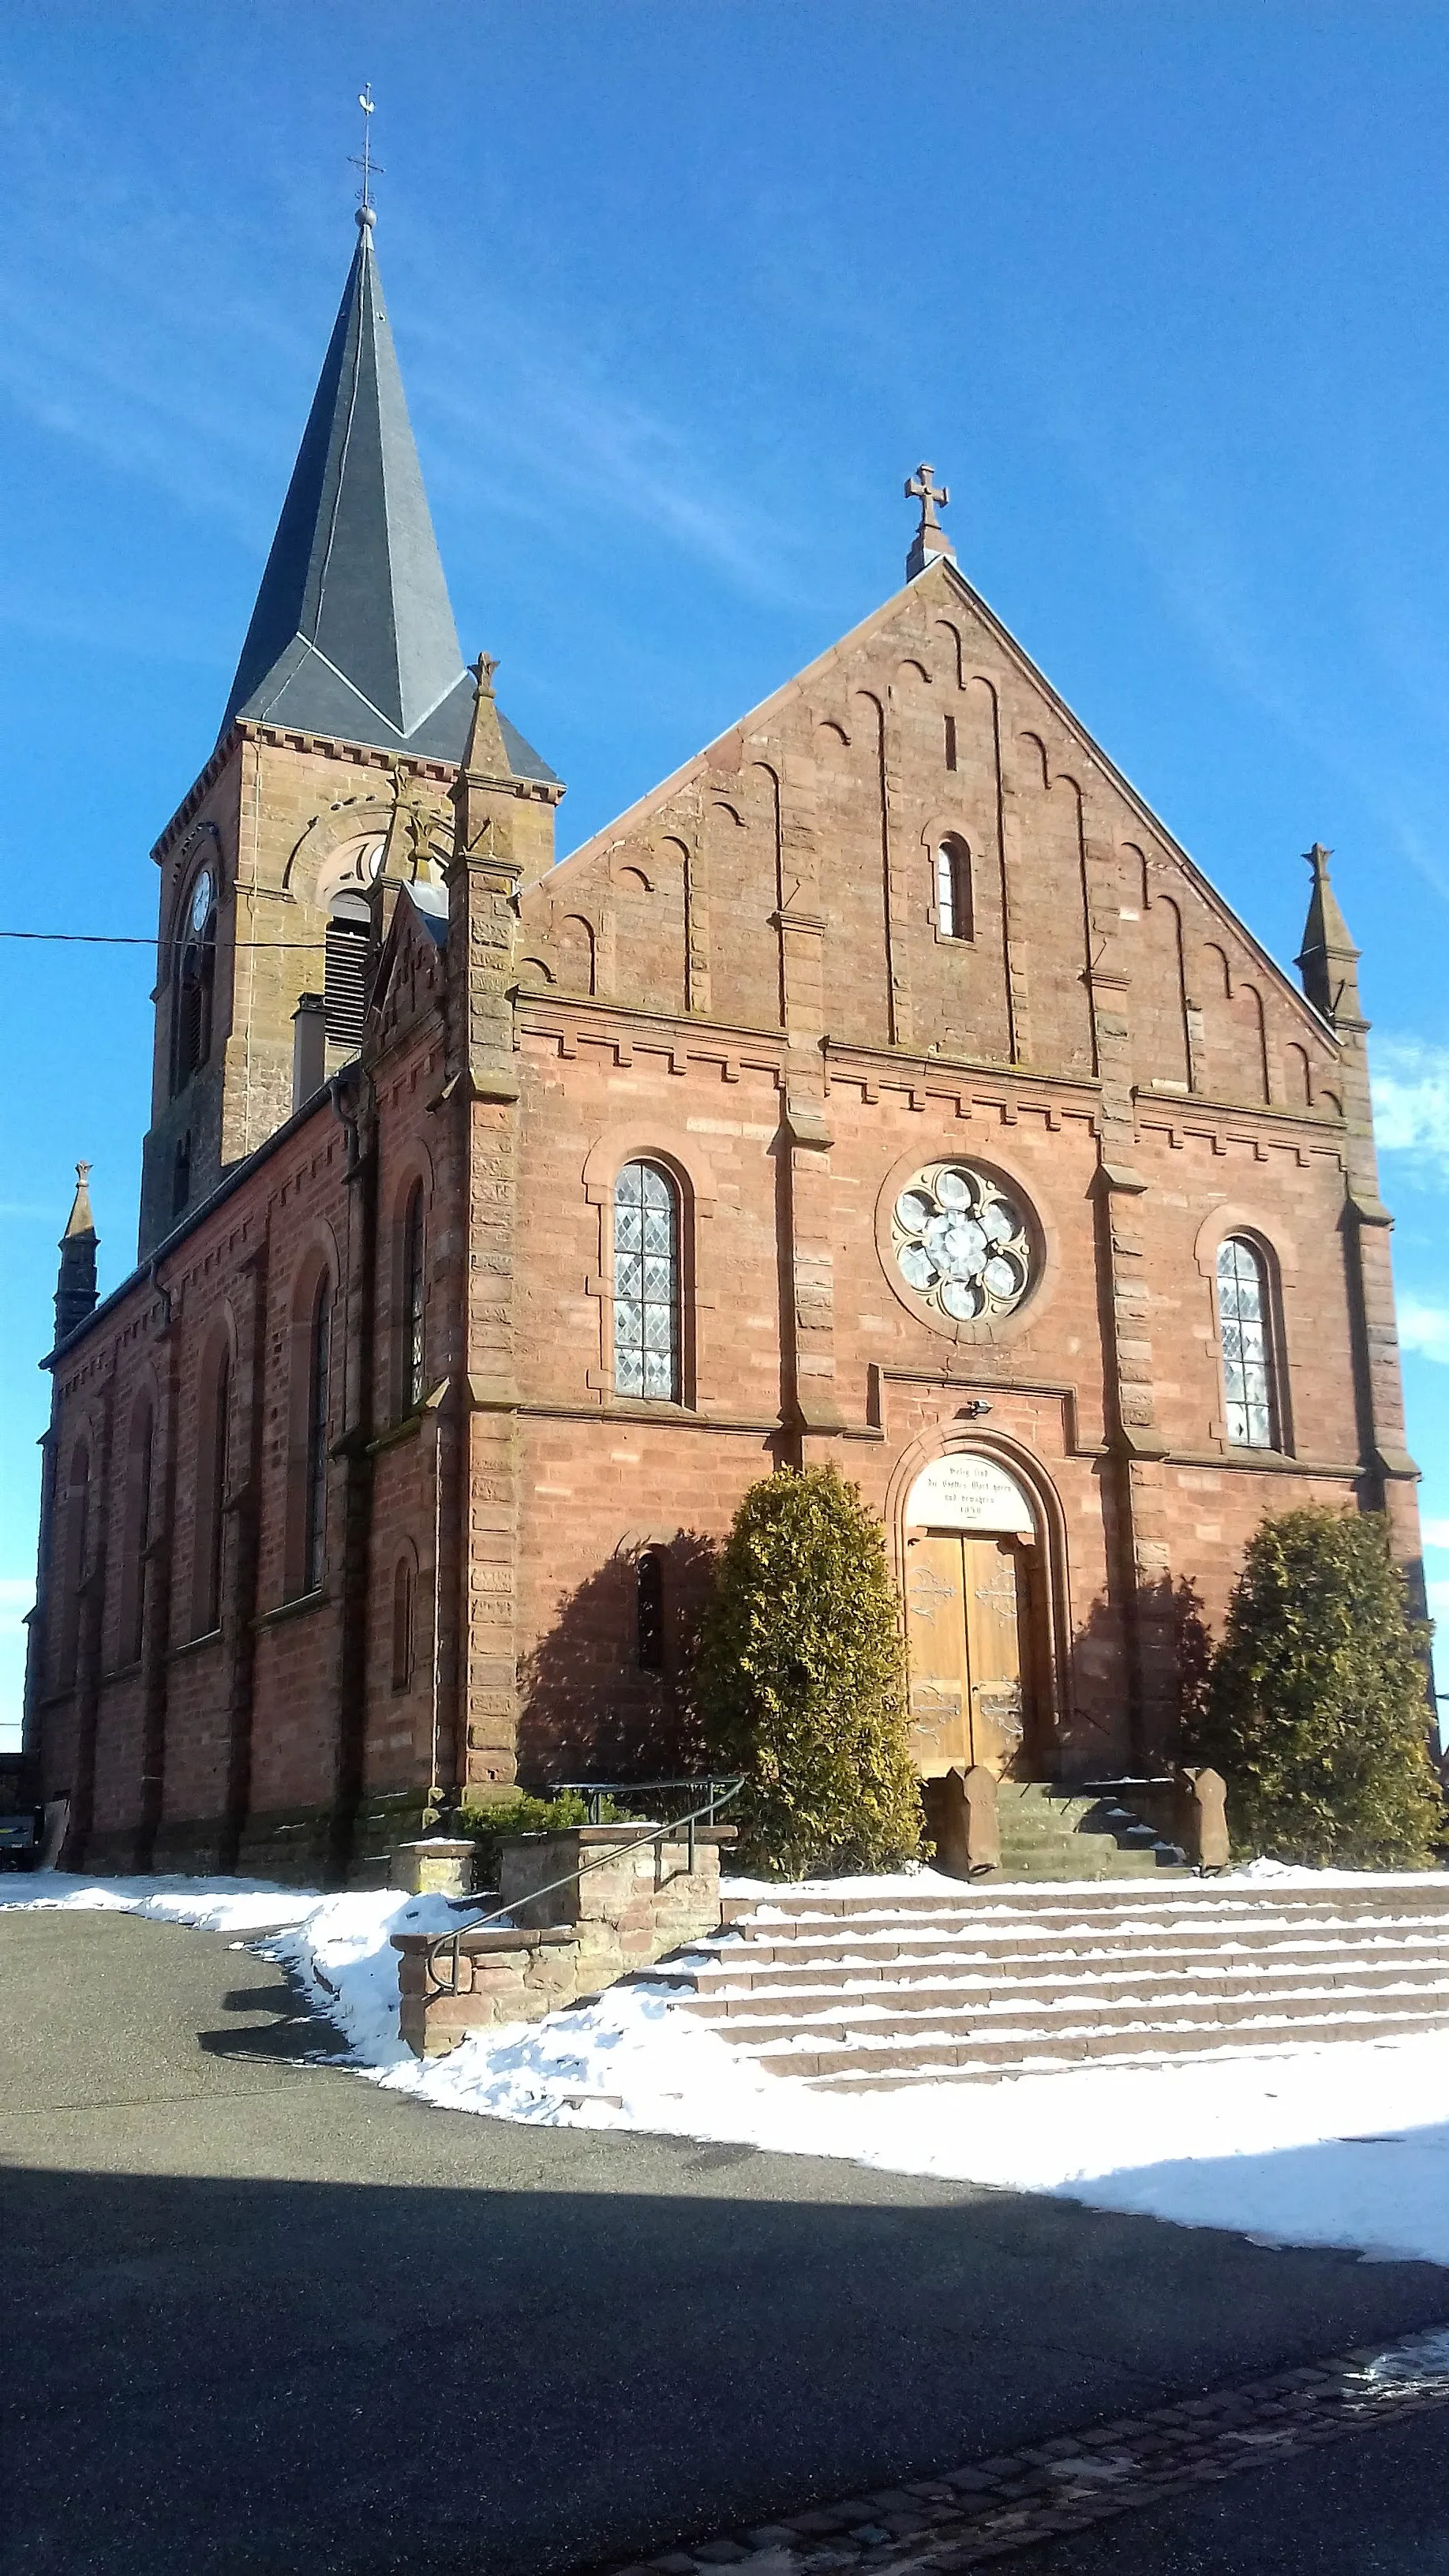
[454, 1788, 624, 1888]
[691, 1464, 921, 1879]
[1190, 1505, 1443, 1867]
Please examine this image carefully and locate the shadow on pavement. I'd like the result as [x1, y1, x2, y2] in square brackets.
[6, 2157, 1449, 2576]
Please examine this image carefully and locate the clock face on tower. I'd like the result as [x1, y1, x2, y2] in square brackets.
[890, 1163, 1035, 1326]
[188, 868, 215, 937]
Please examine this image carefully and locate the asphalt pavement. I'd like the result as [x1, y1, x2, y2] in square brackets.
[5, 1902, 1449, 2576]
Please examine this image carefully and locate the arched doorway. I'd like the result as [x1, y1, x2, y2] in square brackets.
[901, 1452, 1042, 1779]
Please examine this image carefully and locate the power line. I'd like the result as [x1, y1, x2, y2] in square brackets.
[0, 930, 330, 950]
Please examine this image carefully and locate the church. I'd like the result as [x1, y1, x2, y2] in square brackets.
[24, 200, 1425, 1880]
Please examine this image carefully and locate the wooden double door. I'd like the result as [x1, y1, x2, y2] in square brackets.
[904, 1530, 1033, 1777]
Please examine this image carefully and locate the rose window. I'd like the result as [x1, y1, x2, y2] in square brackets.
[892, 1164, 1033, 1324]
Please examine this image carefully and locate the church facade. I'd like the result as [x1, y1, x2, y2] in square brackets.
[25, 208, 1425, 1878]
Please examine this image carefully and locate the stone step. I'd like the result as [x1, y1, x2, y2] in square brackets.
[683, 1926, 1449, 1987]
[719, 1879, 1449, 1930]
[681, 1968, 1449, 2050]
[800, 2010, 1449, 2087]
[680, 1952, 1449, 2017]
[747, 1998, 1449, 2084]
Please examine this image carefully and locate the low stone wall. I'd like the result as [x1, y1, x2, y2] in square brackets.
[392, 1822, 735, 2057]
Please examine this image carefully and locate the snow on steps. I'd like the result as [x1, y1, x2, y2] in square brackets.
[662, 1877, 1449, 2088]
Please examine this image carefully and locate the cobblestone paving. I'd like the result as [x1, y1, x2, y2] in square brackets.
[594, 2323, 1449, 2574]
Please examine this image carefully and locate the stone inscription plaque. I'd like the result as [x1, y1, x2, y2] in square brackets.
[905, 1453, 1034, 1535]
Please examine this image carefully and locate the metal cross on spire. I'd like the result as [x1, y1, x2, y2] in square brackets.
[904, 461, 956, 580]
[350, 84, 384, 218]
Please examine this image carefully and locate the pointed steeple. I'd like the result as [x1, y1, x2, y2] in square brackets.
[1296, 842, 1362, 1024]
[220, 208, 555, 781]
[54, 1163, 99, 1346]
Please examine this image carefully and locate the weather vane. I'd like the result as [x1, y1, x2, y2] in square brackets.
[350, 84, 384, 214]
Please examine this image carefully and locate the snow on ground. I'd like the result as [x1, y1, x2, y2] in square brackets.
[7, 1865, 1449, 2271]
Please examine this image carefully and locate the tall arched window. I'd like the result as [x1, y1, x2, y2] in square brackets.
[401, 1182, 426, 1413]
[197, 1352, 230, 1633]
[613, 1161, 680, 1402]
[172, 865, 218, 1094]
[324, 893, 371, 1054]
[303, 1280, 331, 1593]
[118, 1394, 154, 1667]
[1216, 1237, 1277, 1450]
[58, 1438, 91, 1688]
[934, 837, 972, 941]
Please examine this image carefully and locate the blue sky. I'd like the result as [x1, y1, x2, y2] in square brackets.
[3, 2, 1448, 1743]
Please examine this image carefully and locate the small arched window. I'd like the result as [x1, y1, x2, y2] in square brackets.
[324, 893, 371, 1054]
[1216, 1237, 1277, 1450]
[401, 1182, 426, 1413]
[58, 1438, 91, 1688]
[391, 1555, 415, 1693]
[303, 1281, 331, 1593]
[637, 1549, 665, 1672]
[172, 865, 218, 1095]
[118, 1395, 154, 1667]
[613, 1161, 680, 1402]
[934, 837, 972, 941]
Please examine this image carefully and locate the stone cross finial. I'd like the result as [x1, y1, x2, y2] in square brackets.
[472, 650, 499, 698]
[906, 462, 949, 530]
[1305, 841, 1332, 874]
[904, 462, 956, 579]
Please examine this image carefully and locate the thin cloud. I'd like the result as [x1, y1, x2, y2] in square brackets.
[1421, 1520, 1449, 1552]
[1398, 1300, 1449, 1366]
[1372, 1039, 1449, 1184]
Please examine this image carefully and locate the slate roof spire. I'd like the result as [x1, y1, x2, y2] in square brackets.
[54, 1163, 99, 1346]
[220, 207, 555, 781]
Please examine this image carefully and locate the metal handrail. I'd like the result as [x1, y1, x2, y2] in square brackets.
[556, 1774, 743, 1828]
[424, 1778, 743, 1998]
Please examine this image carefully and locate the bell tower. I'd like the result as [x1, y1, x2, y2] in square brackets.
[137, 202, 560, 1257]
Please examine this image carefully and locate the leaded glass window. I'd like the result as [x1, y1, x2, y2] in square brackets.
[613, 1161, 680, 1401]
[304, 1284, 331, 1590]
[1217, 1237, 1275, 1449]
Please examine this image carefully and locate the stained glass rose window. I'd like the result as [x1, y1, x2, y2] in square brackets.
[891, 1164, 1033, 1324]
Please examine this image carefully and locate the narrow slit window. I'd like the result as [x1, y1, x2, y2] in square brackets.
[637, 1550, 664, 1671]
[613, 1162, 680, 1402]
[1216, 1237, 1276, 1450]
[934, 837, 972, 941]
[944, 713, 958, 772]
[402, 1183, 426, 1413]
[200, 1354, 230, 1632]
[391, 1556, 414, 1692]
[58, 1440, 90, 1688]
[303, 1284, 331, 1593]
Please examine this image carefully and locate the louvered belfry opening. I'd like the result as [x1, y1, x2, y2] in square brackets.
[324, 897, 371, 1054]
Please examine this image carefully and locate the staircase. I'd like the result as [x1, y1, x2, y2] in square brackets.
[668, 1876, 1449, 2088]
[995, 1779, 1187, 1880]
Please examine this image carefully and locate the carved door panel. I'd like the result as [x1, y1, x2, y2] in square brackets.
[904, 1535, 972, 1777]
[962, 1536, 1028, 1777]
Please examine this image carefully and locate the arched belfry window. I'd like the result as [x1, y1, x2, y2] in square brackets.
[1216, 1237, 1277, 1450]
[401, 1182, 426, 1413]
[613, 1162, 680, 1402]
[934, 837, 972, 942]
[303, 1280, 331, 1593]
[324, 892, 371, 1054]
[172, 865, 218, 1094]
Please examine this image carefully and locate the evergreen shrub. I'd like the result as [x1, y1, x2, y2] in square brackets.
[454, 1788, 623, 1888]
[1191, 1505, 1443, 1866]
[692, 1464, 921, 1878]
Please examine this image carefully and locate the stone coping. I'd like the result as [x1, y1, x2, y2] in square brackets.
[391, 1923, 578, 1958]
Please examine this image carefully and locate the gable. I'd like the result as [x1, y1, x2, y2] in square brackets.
[521, 560, 1342, 1113]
